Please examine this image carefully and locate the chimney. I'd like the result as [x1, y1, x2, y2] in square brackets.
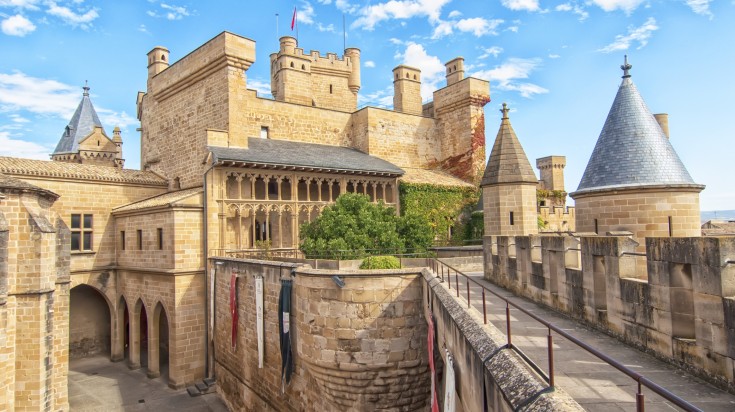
[654, 113, 669, 139]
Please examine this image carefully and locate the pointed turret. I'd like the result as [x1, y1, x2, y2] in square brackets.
[570, 56, 704, 241]
[481, 103, 538, 236]
[51, 84, 123, 168]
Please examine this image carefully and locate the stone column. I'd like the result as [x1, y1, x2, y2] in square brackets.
[111, 301, 125, 362]
[129, 306, 141, 370]
[147, 311, 160, 378]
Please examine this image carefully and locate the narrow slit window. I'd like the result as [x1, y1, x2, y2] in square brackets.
[668, 216, 673, 237]
[509, 211, 515, 226]
[157, 228, 163, 250]
[120, 231, 126, 251]
[594, 218, 599, 234]
[137, 229, 143, 250]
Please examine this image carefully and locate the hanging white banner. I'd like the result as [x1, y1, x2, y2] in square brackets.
[256, 275, 264, 369]
[444, 349, 456, 412]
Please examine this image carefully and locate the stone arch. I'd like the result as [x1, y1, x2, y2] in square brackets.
[149, 302, 171, 382]
[69, 284, 112, 359]
[112, 295, 130, 362]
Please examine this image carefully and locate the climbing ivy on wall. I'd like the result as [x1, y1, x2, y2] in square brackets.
[536, 189, 566, 205]
[399, 182, 480, 244]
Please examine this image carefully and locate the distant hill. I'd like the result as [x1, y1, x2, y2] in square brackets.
[701, 210, 735, 224]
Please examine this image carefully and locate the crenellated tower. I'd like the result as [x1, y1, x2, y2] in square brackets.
[392, 65, 422, 115]
[270, 36, 360, 112]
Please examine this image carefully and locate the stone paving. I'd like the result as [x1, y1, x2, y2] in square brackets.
[68, 356, 228, 412]
[462, 270, 735, 411]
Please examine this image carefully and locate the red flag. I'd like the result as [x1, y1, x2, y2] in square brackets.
[290, 7, 297, 30]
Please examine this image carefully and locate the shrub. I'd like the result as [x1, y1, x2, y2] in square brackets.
[360, 255, 401, 269]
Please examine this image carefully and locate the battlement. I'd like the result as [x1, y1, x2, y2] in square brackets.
[483, 234, 735, 390]
[270, 36, 360, 111]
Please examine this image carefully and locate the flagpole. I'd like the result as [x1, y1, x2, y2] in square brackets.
[276, 13, 279, 40]
[342, 13, 346, 51]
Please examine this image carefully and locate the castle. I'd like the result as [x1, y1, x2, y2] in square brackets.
[0, 29, 718, 411]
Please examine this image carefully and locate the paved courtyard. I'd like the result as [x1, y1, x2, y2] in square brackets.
[69, 356, 228, 412]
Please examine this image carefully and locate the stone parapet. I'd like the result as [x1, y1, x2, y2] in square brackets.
[483, 233, 735, 391]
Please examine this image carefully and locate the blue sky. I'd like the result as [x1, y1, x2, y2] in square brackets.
[0, 0, 732, 211]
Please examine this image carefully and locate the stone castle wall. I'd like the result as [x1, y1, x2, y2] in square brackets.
[142, 31, 490, 188]
[0, 186, 70, 411]
[210, 257, 431, 411]
[573, 188, 702, 245]
[483, 234, 735, 390]
[483, 183, 538, 236]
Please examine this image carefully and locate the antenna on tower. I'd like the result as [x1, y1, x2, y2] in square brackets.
[343, 13, 346, 51]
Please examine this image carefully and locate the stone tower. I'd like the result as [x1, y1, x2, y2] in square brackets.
[445, 57, 465, 86]
[570, 56, 704, 242]
[51, 84, 124, 168]
[536, 156, 566, 207]
[393, 65, 422, 115]
[481, 103, 538, 236]
[270, 36, 360, 112]
[147, 46, 170, 80]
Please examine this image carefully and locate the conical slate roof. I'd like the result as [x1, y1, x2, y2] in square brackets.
[573, 57, 701, 195]
[53, 85, 105, 155]
[480, 103, 537, 186]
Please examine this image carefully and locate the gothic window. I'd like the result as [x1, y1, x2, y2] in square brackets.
[70, 214, 93, 251]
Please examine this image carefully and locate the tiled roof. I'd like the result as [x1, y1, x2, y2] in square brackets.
[573, 62, 702, 196]
[0, 173, 59, 199]
[0, 157, 168, 186]
[53, 86, 105, 155]
[400, 167, 475, 188]
[209, 138, 404, 176]
[113, 187, 202, 212]
[481, 103, 537, 186]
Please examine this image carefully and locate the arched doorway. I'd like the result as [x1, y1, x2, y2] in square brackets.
[112, 296, 129, 362]
[69, 284, 111, 359]
[151, 303, 170, 383]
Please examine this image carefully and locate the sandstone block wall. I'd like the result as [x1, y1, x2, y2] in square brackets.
[211, 257, 431, 411]
[483, 183, 538, 236]
[574, 189, 701, 247]
[483, 234, 735, 390]
[423, 269, 583, 412]
[0, 186, 70, 411]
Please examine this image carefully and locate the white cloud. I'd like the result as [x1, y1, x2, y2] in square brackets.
[9, 113, 29, 122]
[0, 0, 41, 10]
[432, 17, 503, 38]
[364, 60, 376, 68]
[160, 3, 190, 20]
[247, 79, 273, 98]
[548, 53, 560, 58]
[556, 2, 589, 20]
[46, 2, 98, 28]
[352, 0, 451, 30]
[138, 23, 149, 33]
[97, 109, 137, 130]
[506, 25, 519, 32]
[455, 17, 503, 36]
[597, 17, 658, 53]
[389, 37, 404, 45]
[591, 0, 645, 13]
[473, 58, 549, 98]
[398, 42, 445, 101]
[317, 22, 335, 32]
[335, 0, 357, 13]
[297, 1, 315, 25]
[316, 0, 331, 3]
[685, 0, 713, 18]
[147, 3, 192, 20]
[0, 71, 78, 118]
[357, 86, 393, 108]
[447, 10, 461, 18]
[0, 131, 52, 160]
[1, 13, 35, 36]
[501, 0, 540, 12]
[479, 46, 503, 59]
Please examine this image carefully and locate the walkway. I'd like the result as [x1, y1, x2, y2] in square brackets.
[462, 270, 735, 411]
[69, 356, 228, 412]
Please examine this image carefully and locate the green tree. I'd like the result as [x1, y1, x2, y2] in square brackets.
[300, 193, 432, 259]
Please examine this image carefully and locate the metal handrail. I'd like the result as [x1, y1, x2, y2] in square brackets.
[428, 257, 702, 412]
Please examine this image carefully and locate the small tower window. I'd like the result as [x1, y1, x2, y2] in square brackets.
[137, 229, 143, 250]
[405, 73, 409, 78]
[260, 126, 269, 139]
[509, 212, 515, 226]
[395, 73, 398, 79]
[413, 74, 417, 80]
[290, 62, 294, 68]
[668, 216, 673, 237]
[329, 84, 333, 94]
[157, 228, 164, 250]
[301, 64, 305, 70]
[161, 54, 166, 61]
[594, 219, 599, 234]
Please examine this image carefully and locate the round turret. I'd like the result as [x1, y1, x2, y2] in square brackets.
[147, 46, 170, 77]
[279, 36, 297, 54]
[344, 47, 361, 94]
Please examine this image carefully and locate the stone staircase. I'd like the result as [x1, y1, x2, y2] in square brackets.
[186, 377, 216, 397]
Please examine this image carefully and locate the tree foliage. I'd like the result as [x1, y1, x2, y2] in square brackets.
[359, 255, 401, 269]
[300, 193, 433, 259]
